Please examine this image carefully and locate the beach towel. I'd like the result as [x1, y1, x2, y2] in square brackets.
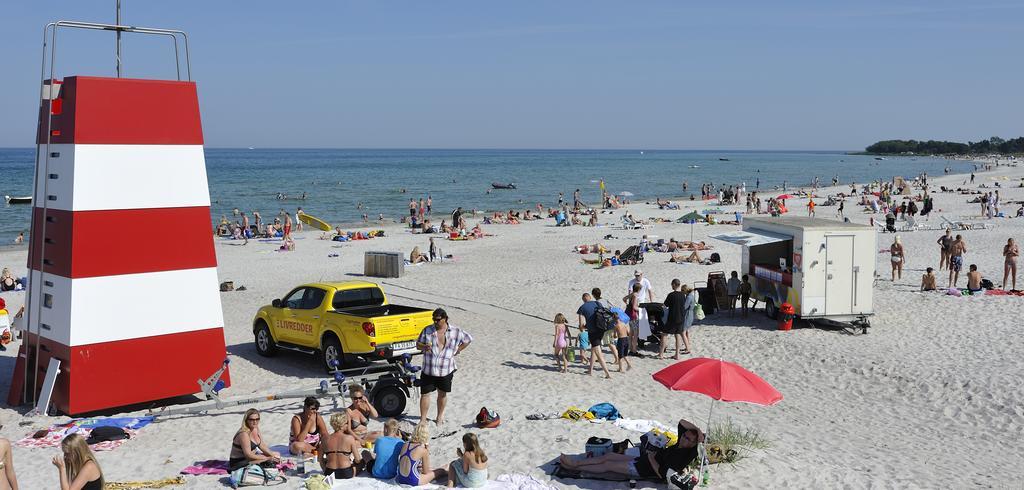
[612, 418, 672, 434]
[105, 477, 186, 489]
[586, 403, 621, 421]
[314, 473, 556, 489]
[551, 463, 633, 482]
[68, 416, 153, 430]
[181, 459, 296, 476]
[16, 425, 138, 452]
[987, 289, 1024, 296]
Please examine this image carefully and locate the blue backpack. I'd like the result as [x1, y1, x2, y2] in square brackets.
[587, 402, 621, 421]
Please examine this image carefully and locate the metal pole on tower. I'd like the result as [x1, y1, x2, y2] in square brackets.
[116, 0, 122, 77]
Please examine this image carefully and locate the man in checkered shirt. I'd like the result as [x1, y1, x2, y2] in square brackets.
[416, 308, 473, 427]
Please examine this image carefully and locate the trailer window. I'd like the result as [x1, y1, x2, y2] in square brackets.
[333, 287, 385, 310]
[748, 240, 793, 273]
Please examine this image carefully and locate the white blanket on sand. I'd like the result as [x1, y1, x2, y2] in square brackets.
[613, 418, 672, 433]
[323, 473, 556, 489]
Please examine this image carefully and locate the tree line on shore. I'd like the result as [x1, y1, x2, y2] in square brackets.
[865, 136, 1024, 155]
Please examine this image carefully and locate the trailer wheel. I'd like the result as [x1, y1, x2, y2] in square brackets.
[255, 321, 277, 357]
[322, 335, 343, 372]
[765, 299, 778, 320]
[373, 385, 407, 417]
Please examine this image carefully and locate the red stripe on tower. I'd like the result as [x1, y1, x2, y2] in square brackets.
[37, 77, 204, 145]
[29, 207, 216, 278]
[16, 329, 230, 414]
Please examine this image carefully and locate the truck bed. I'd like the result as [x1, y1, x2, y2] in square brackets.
[332, 304, 432, 318]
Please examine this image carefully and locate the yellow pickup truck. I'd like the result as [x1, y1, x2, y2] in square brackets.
[252, 281, 433, 371]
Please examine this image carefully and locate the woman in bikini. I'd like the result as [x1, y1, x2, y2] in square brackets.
[346, 384, 381, 443]
[290, 397, 329, 456]
[318, 411, 362, 480]
[0, 433, 18, 490]
[1003, 238, 1019, 290]
[890, 236, 905, 281]
[229, 409, 280, 471]
[395, 423, 447, 486]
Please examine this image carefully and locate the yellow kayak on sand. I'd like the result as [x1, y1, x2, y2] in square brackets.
[299, 212, 331, 231]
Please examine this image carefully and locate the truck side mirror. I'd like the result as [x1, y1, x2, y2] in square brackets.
[272, 299, 282, 308]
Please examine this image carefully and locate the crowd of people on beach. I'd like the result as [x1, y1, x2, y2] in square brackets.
[907, 229, 1021, 292]
[217, 208, 298, 250]
[227, 307, 484, 486]
[552, 269, 752, 379]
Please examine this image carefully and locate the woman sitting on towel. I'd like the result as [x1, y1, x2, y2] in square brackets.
[347, 384, 382, 443]
[52, 433, 103, 490]
[318, 411, 363, 480]
[290, 397, 329, 456]
[229, 409, 280, 471]
[410, 246, 429, 264]
[558, 419, 703, 481]
[395, 423, 447, 486]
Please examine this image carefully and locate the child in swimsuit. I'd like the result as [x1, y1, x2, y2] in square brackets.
[447, 433, 488, 488]
[552, 314, 569, 373]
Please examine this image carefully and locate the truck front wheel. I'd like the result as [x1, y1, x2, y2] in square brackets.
[255, 321, 277, 357]
[322, 335, 343, 372]
[373, 385, 407, 417]
[765, 299, 778, 320]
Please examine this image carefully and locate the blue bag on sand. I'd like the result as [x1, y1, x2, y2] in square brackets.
[587, 403, 621, 421]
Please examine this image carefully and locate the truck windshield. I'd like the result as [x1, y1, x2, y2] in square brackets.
[332, 288, 385, 310]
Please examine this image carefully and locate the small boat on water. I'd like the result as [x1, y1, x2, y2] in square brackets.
[688, 165, 700, 168]
[4, 195, 32, 205]
[874, 157, 886, 161]
[719, 158, 730, 161]
[491, 182, 517, 190]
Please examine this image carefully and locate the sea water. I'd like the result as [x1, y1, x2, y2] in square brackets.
[0, 148, 969, 242]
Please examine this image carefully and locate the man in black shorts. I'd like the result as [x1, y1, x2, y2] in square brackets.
[577, 289, 613, 379]
[416, 308, 473, 427]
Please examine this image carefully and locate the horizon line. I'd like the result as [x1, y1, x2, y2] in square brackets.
[0, 146, 860, 153]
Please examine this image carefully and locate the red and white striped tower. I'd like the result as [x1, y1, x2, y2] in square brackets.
[8, 75, 230, 414]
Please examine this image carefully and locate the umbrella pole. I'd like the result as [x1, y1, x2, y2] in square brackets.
[699, 399, 716, 484]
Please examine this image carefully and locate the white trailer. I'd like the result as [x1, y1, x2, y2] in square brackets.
[711, 216, 875, 331]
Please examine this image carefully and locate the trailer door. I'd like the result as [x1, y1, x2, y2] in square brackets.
[825, 235, 855, 315]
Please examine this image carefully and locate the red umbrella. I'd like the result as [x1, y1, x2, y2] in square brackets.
[776, 194, 792, 200]
[653, 357, 782, 405]
[653, 358, 782, 478]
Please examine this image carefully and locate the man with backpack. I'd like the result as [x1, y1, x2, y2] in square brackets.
[576, 289, 618, 379]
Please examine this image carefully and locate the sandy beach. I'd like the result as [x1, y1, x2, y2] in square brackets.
[2, 158, 1023, 488]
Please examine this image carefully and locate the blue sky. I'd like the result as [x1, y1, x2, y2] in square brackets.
[0, 1, 1021, 150]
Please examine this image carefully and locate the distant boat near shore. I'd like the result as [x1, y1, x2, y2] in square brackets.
[874, 157, 886, 161]
[4, 195, 31, 205]
[719, 158, 730, 161]
[491, 182, 517, 189]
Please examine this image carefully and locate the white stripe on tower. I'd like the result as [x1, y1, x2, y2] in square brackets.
[29, 268, 224, 346]
[35, 144, 211, 211]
